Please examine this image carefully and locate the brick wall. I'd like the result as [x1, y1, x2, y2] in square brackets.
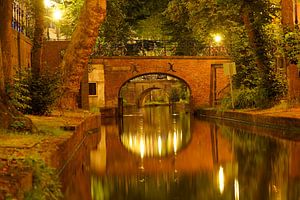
[92, 57, 231, 110]
[43, 41, 70, 72]
[11, 30, 32, 72]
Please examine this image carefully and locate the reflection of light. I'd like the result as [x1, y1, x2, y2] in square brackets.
[234, 179, 239, 200]
[158, 136, 162, 156]
[218, 166, 225, 194]
[129, 135, 133, 148]
[173, 132, 177, 154]
[140, 138, 145, 159]
[53, 8, 62, 21]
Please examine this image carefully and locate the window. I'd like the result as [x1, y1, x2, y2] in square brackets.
[89, 83, 97, 95]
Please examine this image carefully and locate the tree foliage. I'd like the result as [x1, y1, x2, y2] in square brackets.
[94, 0, 131, 56]
[176, 0, 288, 108]
[60, 0, 84, 38]
[163, 0, 206, 55]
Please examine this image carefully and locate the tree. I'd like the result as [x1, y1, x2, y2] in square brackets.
[281, 0, 294, 31]
[95, 0, 131, 56]
[163, 0, 206, 55]
[31, 0, 45, 77]
[183, 0, 287, 108]
[60, 0, 85, 38]
[59, 0, 106, 108]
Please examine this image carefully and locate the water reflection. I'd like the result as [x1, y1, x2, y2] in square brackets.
[120, 106, 191, 158]
[61, 106, 300, 200]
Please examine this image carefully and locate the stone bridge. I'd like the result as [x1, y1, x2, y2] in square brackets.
[87, 56, 231, 114]
[121, 79, 181, 107]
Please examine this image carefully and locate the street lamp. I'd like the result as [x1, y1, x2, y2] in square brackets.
[213, 34, 222, 45]
[53, 8, 62, 21]
[44, 0, 52, 8]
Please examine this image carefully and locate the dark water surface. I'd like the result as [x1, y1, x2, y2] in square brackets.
[61, 106, 300, 200]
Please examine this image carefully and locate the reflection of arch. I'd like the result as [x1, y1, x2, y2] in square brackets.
[137, 87, 169, 107]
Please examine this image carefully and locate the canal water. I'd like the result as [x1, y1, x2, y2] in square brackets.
[61, 106, 300, 200]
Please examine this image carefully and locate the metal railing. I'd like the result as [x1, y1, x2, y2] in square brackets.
[91, 40, 228, 57]
[12, 1, 33, 38]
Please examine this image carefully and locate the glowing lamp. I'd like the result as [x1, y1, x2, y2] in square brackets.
[53, 8, 62, 21]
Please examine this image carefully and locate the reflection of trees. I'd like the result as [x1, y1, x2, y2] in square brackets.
[91, 172, 234, 200]
[220, 126, 289, 200]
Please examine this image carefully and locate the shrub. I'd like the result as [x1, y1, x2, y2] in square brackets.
[8, 68, 32, 113]
[9, 68, 61, 115]
[27, 72, 61, 115]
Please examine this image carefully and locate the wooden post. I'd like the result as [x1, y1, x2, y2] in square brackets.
[229, 75, 235, 110]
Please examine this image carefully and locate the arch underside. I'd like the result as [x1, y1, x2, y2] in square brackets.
[137, 87, 170, 107]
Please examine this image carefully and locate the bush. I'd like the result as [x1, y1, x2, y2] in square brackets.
[9, 68, 61, 115]
[8, 68, 32, 113]
[27, 72, 60, 115]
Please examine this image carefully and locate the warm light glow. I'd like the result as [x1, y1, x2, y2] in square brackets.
[173, 132, 177, 154]
[140, 138, 145, 159]
[158, 136, 162, 156]
[234, 179, 239, 200]
[218, 166, 225, 194]
[44, 0, 52, 8]
[214, 34, 222, 43]
[129, 135, 133, 148]
[53, 8, 62, 21]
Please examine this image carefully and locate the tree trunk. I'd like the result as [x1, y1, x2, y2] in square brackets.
[281, 0, 295, 31]
[59, 0, 106, 109]
[31, 0, 45, 77]
[241, 5, 265, 73]
[0, 0, 13, 85]
[0, 41, 4, 96]
[281, 0, 295, 100]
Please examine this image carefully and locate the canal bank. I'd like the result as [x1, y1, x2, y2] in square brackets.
[195, 107, 300, 139]
[0, 111, 101, 199]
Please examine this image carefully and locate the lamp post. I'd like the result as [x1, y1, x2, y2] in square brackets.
[44, 0, 52, 40]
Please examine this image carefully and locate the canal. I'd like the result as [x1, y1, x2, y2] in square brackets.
[61, 105, 300, 200]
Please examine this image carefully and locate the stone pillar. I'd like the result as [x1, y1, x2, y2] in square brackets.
[81, 67, 89, 110]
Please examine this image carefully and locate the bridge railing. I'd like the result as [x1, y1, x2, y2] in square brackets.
[90, 40, 228, 57]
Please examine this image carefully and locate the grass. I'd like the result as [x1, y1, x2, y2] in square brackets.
[0, 110, 95, 199]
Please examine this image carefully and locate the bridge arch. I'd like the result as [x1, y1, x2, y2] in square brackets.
[137, 87, 168, 107]
[118, 72, 191, 108]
